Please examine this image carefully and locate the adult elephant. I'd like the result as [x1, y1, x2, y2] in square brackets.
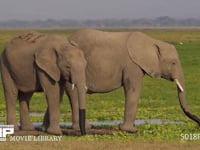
[64, 29, 199, 133]
[0, 31, 87, 135]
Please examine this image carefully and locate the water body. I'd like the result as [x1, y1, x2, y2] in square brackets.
[0, 112, 184, 126]
[31, 119, 184, 127]
[29, 112, 184, 126]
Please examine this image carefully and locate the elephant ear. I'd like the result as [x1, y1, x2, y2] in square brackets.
[35, 48, 60, 81]
[127, 32, 161, 78]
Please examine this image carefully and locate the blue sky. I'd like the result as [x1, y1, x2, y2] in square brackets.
[0, 0, 200, 21]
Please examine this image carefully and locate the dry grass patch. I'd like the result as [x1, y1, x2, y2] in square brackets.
[0, 140, 200, 150]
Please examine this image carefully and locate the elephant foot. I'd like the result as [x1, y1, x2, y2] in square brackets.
[20, 123, 35, 131]
[41, 125, 47, 132]
[14, 125, 20, 131]
[47, 126, 62, 135]
[119, 123, 138, 133]
[72, 122, 91, 130]
[41, 122, 49, 132]
[20, 125, 35, 131]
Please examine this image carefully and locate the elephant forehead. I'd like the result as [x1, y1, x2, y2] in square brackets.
[158, 41, 179, 59]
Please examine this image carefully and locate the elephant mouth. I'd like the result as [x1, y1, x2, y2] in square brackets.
[161, 74, 174, 81]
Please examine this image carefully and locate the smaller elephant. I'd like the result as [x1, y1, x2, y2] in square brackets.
[0, 31, 87, 135]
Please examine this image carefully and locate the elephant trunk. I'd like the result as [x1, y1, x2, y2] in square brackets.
[71, 70, 87, 135]
[175, 69, 200, 125]
[77, 83, 86, 135]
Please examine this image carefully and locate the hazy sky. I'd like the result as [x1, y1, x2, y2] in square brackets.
[0, 0, 200, 21]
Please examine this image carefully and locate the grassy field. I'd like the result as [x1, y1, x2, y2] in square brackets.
[0, 28, 200, 149]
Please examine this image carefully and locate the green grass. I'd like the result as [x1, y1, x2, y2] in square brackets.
[0, 29, 200, 141]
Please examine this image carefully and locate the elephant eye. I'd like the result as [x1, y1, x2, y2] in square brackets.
[66, 64, 71, 68]
[64, 61, 71, 68]
[172, 61, 176, 65]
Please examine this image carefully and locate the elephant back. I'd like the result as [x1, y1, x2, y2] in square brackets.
[3, 32, 44, 92]
[69, 29, 129, 57]
[11, 31, 45, 44]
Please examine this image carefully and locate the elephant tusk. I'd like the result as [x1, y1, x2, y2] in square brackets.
[72, 83, 75, 90]
[85, 86, 88, 91]
[175, 79, 184, 92]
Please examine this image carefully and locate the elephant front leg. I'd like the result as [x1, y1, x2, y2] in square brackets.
[120, 88, 140, 132]
[120, 64, 143, 133]
[38, 70, 61, 135]
[42, 84, 64, 132]
[19, 92, 34, 130]
[44, 84, 61, 135]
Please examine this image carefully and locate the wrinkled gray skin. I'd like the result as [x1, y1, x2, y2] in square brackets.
[0, 31, 87, 135]
[64, 29, 200, 133]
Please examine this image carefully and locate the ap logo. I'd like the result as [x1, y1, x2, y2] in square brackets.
[0, 125, 14, 141]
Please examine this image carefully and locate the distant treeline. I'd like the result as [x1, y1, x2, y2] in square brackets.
[0, 16, 200, 28]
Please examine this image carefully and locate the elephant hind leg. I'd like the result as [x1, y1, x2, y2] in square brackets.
[0, 58, 19, 130]
[42, 108, 50, 132]
[19, 91, 34, 130]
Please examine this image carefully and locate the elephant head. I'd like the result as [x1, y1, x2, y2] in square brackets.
[34, 37, 87, 135]
[127, 32, 200, 125]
